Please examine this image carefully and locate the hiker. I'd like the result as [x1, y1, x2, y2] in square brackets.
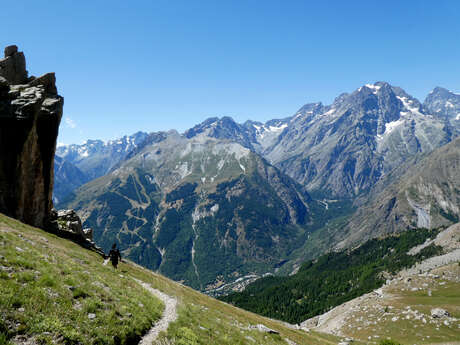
[108, 243, 122, 269]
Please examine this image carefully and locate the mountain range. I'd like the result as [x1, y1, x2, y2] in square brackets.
[56, 81, 460, 290]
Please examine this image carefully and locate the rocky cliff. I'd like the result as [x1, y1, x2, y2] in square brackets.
[0, 45, 63, 229]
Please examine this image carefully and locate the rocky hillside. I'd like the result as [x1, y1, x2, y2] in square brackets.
[340, 136, 460, 248]
[0, 45, 63, 229]
[61, 129, 327, 291]
[301, 223, 460, 345]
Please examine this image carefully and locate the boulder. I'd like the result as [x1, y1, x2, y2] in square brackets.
[431, 308, 450, 318]
[251, 324, 279, 334]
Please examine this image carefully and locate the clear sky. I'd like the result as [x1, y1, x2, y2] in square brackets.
[1, 0, 459, 145]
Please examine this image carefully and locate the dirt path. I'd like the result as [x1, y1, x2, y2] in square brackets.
[133, 278, 178, 345]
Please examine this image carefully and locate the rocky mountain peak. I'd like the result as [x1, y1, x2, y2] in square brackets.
[424, 86, 460, 125]
[427, 86, 453, 98]
[185, 116, 240, 138]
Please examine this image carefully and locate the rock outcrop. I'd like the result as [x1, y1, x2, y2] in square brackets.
[52, 209, 104, 255]
[0, 45, 63, 229]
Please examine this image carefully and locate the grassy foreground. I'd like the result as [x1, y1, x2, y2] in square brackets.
[0, 214, 345, 345]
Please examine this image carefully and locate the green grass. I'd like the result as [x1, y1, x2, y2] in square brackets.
[0, 214, 163, 345]
[129, 266, 348, 345]
[0, 213, 349, 345]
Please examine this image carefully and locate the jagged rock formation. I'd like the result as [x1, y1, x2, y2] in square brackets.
[56, 209, 94, 242]
[0, 45, 63, 229]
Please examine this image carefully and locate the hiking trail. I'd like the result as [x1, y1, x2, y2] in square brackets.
[133, 278, 178, 344]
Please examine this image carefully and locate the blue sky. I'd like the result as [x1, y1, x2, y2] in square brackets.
[1, 0, 459, 144]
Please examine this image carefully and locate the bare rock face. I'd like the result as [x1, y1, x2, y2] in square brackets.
[0, 45, 63, 229]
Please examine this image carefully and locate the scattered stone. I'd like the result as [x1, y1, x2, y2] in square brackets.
[88, 313, 96, 320]
[18, 307, 25, 312]
[431, 308, 450, 318]
[15, 246, 24, 252]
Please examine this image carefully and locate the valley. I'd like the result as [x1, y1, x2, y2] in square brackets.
[55, 82, 460, 294]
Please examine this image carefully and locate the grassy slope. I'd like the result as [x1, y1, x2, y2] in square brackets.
[0, 214, 345, 345]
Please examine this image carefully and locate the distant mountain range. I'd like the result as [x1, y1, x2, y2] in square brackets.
[55, 82, 460, 290]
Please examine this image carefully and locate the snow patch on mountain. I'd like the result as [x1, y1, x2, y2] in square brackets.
[376, 119, 405, 141]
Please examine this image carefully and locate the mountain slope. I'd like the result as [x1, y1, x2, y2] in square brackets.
[0, 213, 342, 345]
[340, 136, 460, 248]
[53, 156, 90, 204]
[61, 130, 321, 290]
